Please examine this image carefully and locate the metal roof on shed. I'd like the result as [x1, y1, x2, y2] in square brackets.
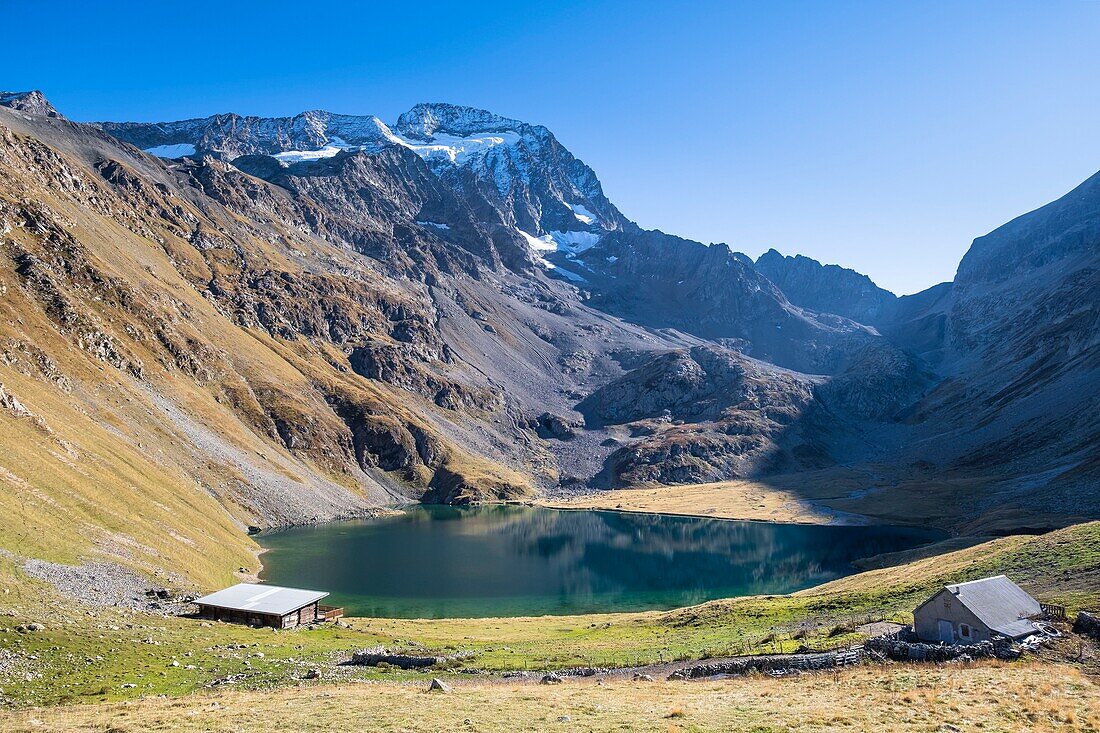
[194, 583, 328, 616]
[925, 575, 1041, 639]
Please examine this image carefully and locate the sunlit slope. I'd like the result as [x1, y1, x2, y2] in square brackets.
[0, 110, 532, 588]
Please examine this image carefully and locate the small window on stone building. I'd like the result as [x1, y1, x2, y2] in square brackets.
[960, 624, 971, 637]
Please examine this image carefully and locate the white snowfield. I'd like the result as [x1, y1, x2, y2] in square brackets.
[534, 255, 588, 283]
[407, 131, 521, 165]
[549, 230, 601, 253]
[144, 143, 196, 158]
[272, 123, 521, 168]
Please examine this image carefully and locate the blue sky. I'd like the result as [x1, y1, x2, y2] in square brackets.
[5, 0, 1099, 294]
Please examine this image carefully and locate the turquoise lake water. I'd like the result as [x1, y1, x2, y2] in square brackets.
[257, 505, 945, 618]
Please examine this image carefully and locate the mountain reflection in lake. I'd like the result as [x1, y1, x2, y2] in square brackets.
[257, 505, 945, 618]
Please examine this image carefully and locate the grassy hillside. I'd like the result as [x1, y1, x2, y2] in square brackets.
[1, 522, 1095, 708]
[0, 370, 256, 589]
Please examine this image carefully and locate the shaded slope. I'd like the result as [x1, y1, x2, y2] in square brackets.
[571, 229, 879, 374]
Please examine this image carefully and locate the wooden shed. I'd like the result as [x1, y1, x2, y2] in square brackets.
[193, 583, 342, 628]
[913, 575, 1042, 644]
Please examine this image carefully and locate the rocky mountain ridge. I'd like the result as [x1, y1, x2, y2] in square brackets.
[96, 102, 627, 239]
[754, 248, 899, 325]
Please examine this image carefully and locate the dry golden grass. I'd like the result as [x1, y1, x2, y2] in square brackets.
[0, 367, 255, 589]
[3, 662, 1095, 732]
[541, 470, 868, 525]
[541, 467, 1086, 533]
[543, 468, 932, 525]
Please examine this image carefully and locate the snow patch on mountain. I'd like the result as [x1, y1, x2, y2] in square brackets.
[550, 230, 601, 253]
[533, 254, 587, 283]
[270, 124, 521, 169]
[516, 228, 602, 256]
[144, 143, 196, 158]
[517, 229, 557, 252]
[569, 203, 596, 224]
[274, 144, 344, 163]
[404, 131, 521, 165]
[546, 263, 587, 283]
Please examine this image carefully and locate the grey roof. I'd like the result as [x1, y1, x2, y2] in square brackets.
[193, 583, 328, 616]
[938, 575, 1042, 639]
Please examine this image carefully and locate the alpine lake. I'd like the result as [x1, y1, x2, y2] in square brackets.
[256, 505, 945, 618]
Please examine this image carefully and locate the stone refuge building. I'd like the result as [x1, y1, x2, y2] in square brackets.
[193, 583, 341, 628]
[913, 575, 1042, 644]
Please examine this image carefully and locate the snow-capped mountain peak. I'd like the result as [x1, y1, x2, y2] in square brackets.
[96, 101, 629, 240]
[394, 102, 528, 141]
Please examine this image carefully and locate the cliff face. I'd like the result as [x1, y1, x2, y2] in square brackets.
[0, 90, 61, 118]
[912, 172, 1100, 516]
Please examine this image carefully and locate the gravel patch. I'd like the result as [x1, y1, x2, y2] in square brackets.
[20, 557, 189, 613]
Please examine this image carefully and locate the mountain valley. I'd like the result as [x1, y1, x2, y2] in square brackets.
[0, 90, 1096, 593]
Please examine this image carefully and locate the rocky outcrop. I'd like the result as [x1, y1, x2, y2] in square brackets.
[580, 349, 713, 425]
[1074, 611, 1100, 640]
[422, 463, 531, 505]
[238, 146, 530, 276]
[348, 343, 498, 411]
[0, 383, 31, 418]
[531, 412, 581, 440]
[0, 91, 62, 119]
[815, 344, 933, 421]
[580, 346, 822, 485]
[581, 346, 811, 425]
